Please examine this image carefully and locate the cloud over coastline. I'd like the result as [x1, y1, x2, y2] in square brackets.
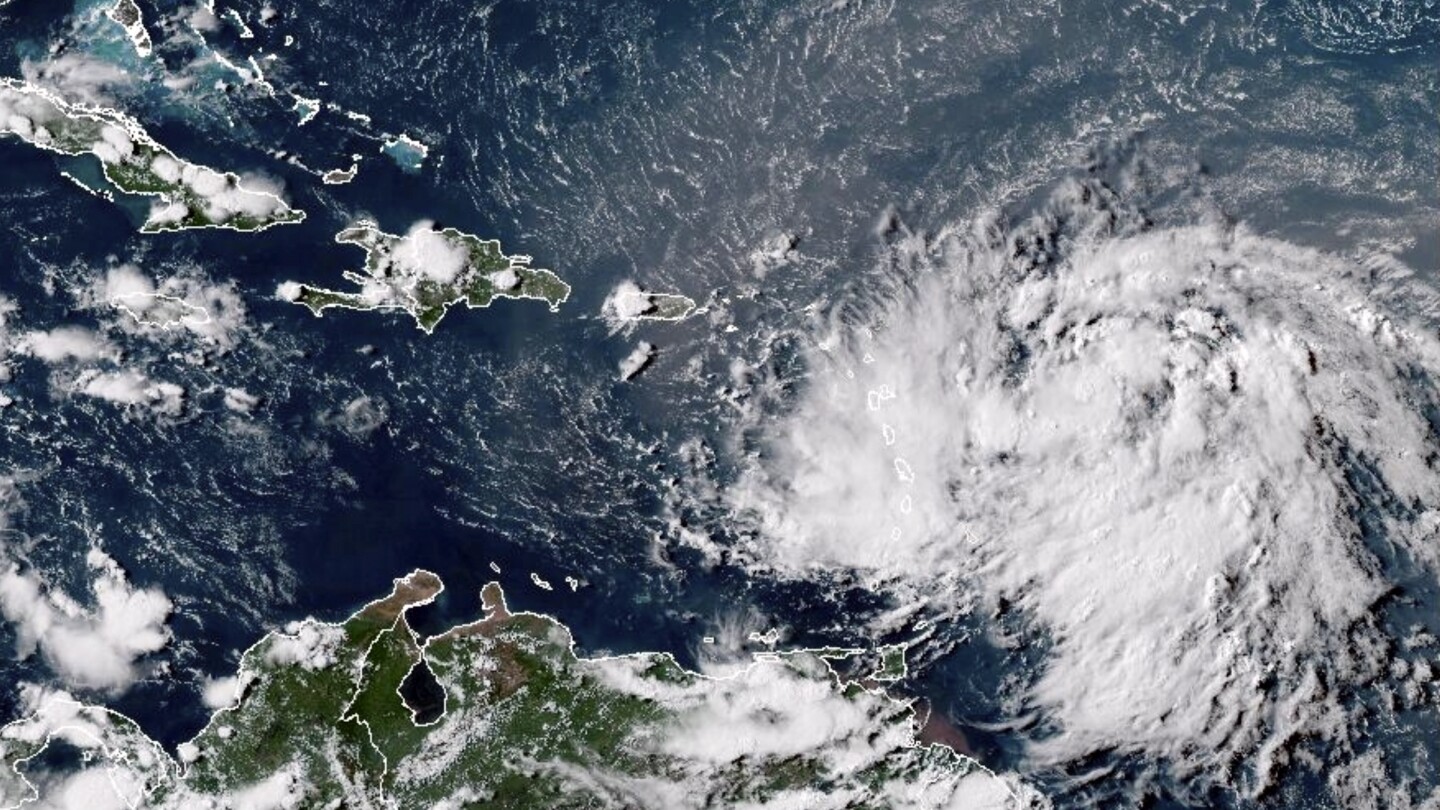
[688, 176, 1440, 798]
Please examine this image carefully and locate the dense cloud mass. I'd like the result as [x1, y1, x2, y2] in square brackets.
[0, 547, 171, 693]
[393, 220, 469, 285]
[702, 177, 1440, 796]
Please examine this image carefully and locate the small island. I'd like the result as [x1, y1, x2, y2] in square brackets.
[0, 572, 1030, 808]
[602, 279, 699, 324]
[380, 134, 428, 173]
[280, 221, 571, 333]
[321, 164, 358, 184]
[0, 79, 305, 233]
[105, 0, 153, 58]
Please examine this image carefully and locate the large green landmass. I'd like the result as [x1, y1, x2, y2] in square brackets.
[282, 223, 571, 334]
[0, 79, 304, 233]
[0, 572, 1031, 809]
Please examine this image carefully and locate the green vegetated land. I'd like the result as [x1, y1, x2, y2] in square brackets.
[0, 572, 1016, 809]
[289, 224, 571, 333]
[0, 79, 304, 233]
[639, 292, 698, 321]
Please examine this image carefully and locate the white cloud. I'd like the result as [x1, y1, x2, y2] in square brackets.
[90, 124, 134, 165]
[393, 221, 468, 285]
[150, 155, 182, 184]
[24, 768, 133, 810]
[223, 388, 259, 413]
[701, 187, 1440, 796]
[18, 327, 112, 363]
[18, 53, 131, 106]
[184, 5, 221, 32]
[488, 269, 519, 291]
[322, 395, 387, 438]
[99, 264, 155, 303]
[145, 200, 189, 227]
[226, 761, 310, 810]
[98, 266, 246, 349]
[0, 684, 177, 808]
[274, 281, 303, 302]
[588, 653, 1031, 808]
[129, 153, 292, 230]
[654, 660, 908, 766]
[2, 83, 234, 224]
[748, 232, 798, 279]
[74, 369, 186, 415]
[200, 675, 243, 709]
[618, 341, 655, 381]
[174, 163, 287, 225]
[603, 280, 657, 322]
[0, 549, 172, 692]
[180, 163, 227, 197]
[264, 619, 343, 671]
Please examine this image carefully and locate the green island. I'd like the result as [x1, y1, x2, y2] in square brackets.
[637, 292, 697, 321]
[605, 280, 699, 323]
[281, 222, 571, 334]
[0, 79, 304, 233]
[0, 572, 1029, 809]
[873, 644, 910, 682]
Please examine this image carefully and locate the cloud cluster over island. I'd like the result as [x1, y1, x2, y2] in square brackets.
[0, 260, 260, 424]
[0, 78, 302, 233]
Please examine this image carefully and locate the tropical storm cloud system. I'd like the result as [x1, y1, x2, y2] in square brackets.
[0, 0, 1435, 808]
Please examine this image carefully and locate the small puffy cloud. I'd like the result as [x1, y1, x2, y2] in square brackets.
[18, 327, 113, 363]
[749, 231, 798, 278]
[74, 369, 186, 415]
[488, 268, 519, 291]
[149, 155, 182, 184]
[0, 549, 172, 692]
[603, 280, 657, 322]
[100, 264, 155, 302]
[235, 172, 286, 200]
[618, 341, 655, 381]
[185, 4, 221, 32]
[223, 388, 260, 413]
[145, 201, 189, 227]
[323, 395, 387, 438]
[264, 620, 343, 671]
[75, 369, 145, 405]
[226, 762, 310, 810]
[90, 124, 134, 165]
[275, 281, 303, 302]
[200, 675, 243, 709]
[600, 280, 695, 329]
